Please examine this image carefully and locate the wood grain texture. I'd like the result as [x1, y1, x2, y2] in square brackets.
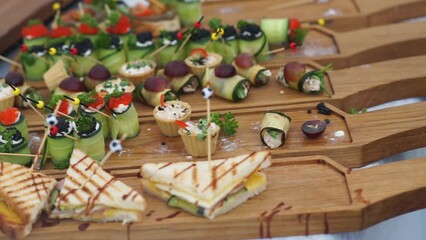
[13, 155, 425, 239]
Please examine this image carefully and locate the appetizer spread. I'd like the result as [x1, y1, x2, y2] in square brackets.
[135, 76, 178, 107]
[163, 60, 199, 94]
[0, 128, 31, 166]
[118, 59, 156, 85]
[260, 111, 291, 149]
[178, 119, 220, 157]
[232, 53, 271, 87]
[141, 151, 271, 219]
[154, 100, 192, 137]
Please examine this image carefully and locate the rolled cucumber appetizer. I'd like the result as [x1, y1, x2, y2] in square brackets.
[106, 13, 132, 47]
[186, 28, 215, 55]
[21, 20, 48, 48]
[201, 63, 250, 102]
[232, 53, 271, 87]
[260, 111, 291, 149]
[4, 70, 43, 108]
[19, 46, 49, 81]
[47, 26, 73, 47]
[74, 115, 105, 162]
[175, 0, 202, 27]
[46, 42, 72, 68]
[163, 60, 199, 94]
[47, 94, 77, 118]
[70, 37, 97, 77]
[95, 33, 127, 74]
[106, 92, 140, 139]
[208, 18, 239, 63]
[0, 108, 29, 141]
[0, 127, 32, 166]
[78, 14, 100, 42]
[237, 20, 270, 62]
[260, 18, 308, 47]
[156, 31, 185, 68]
[277, 62, 332, 95]
[136, 76, 178, 107]
[127, 32, 156, 61]
[43, 118, 75, 169]
[77, 91, 110, 139]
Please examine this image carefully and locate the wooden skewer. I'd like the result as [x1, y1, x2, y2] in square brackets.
[100, 134, 128, 165]
[204, 39, 213, 51]
[87, 106, 111, 119]
[32, 53, 50, 64]
[104, 4, 112, 16]
[27, 102, 46, 120]
[78, 2, 85, 16]
[267, 0, 314, 11]
[0, 153, 42, 157]
[145, 42, 170, 59]
[262, 47, 286, 55]
[177, 34, 192, 53]
[62, 55, 77, 62]
[86, 56, 103, 65]
[0, 55, 23, 69]
[63, 133, 78, 141]
[221, 37, 227, 56]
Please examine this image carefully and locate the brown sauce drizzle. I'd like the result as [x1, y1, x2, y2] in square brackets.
[174, 164, 195, 178]
[158, 162, 172, 170]
[85, 178, 116, 215]
[192, 165, 198, 186]
[137, 171, 143, 178]
[78, 223, 90, 231]
[259, 202, 289, 238]
[122, 189, 134, 200]
[155, 211, 181, 222]
[85, 161, 95, 171]
[0, 162, 3, 176]
[40, 212, 60, 227]
[57, 189, 76, 209]
[73, 155, 88, 167]
[145, 210, 155, 217]
[305, 214, 311, 236]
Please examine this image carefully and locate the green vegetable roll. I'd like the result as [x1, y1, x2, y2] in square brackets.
[260, 111, 291, 149]
[0, 127, 32, 166]
[74, 116, 105, 162]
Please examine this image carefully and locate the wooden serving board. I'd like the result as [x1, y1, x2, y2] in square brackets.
[202, 0, 426, 32]
[20, 55, 426, 126]
[20, 155, 426, 239]
[33, 101, 426, 176]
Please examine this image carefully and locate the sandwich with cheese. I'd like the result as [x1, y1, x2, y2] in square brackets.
[141, 151, 271, 219]
[0, 162, 57, 239]
[50, 149, 146, 222]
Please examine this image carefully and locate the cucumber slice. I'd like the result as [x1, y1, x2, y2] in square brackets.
[71, 55, 97, 77]
[170, 74, 199, 94]
[127, 46, 155, 61]
[74, 121, 105, 162]
[23, 57, 49, 81]
[167, 195, 205, 216]
[0, 114, 29, 142]
[238, 34, 270, 62]
[23, 37, 47, 48]
[213, 40, 238, 63]
[260, 18, 289, 45]
[156, 43, 185, 68]
[46, 135, 75, 169]
[0, 143, 32, 166]
[175, 0, 202, 27]
[110, 103, 140, 139]
[78, 106, 110, 139]
[98, 49, 127, 74]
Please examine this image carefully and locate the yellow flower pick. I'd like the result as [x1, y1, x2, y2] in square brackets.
[53, 2, 61, 11]
[73, 98, 80, 106]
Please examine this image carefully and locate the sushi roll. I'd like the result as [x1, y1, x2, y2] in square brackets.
[95, 33, 127, 74]
[0, 127, 32, 166]
[232, 53, 271, 87]
[277, 62, 332, 95]
[70, 37, 97, 77]
[19, 45, 49, 81]
[0, 108, 29, 141]
[237, 20, 270, 62]
[260, 111, 291, 149]
[156, 31, 185, 68]
[106, 91, 140, 139]
[260, 18, 308, 47]
[127, 32, 156, 61]
[74, 115, 105, 161]
[4, 71, 43, 108]
[77, 91, 110, 139]
[21, 20, 48, 48]
[208, 18, 239, 63]
[162, 60, 199, 94]
[135, 76, 178, 107]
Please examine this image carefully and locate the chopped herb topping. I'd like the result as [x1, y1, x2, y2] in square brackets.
[75, 115, 97, 135]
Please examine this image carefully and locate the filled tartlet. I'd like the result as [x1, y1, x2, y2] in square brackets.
[0, 83, 15, 111]
[153, 101, 191, 137]
[85, 65, 111, 90]
[95, 78, 135, 94]
[118, 59, 156, 85]
[185, 48, 222, 79]
[178, 119, 220, 157]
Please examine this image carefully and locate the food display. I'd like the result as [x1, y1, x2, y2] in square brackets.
[260, 111, 291, 149]
[118, 59, 156, 85]
[232, 53, 271, 87]
[107, 92, 140, 139]
[135, 76, 178, 107]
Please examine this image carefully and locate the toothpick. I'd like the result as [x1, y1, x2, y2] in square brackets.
[267, 0, 314, 11]
[221, 38, 227, 56]
[100, 134, 127, 165]
[145, 42, 170, 59]
[0, 153, 41, 157]
[86, 56, 103, 65]
[262, 47, 286, 55]
[176, 34, 191, 53]
[0, 55, 23, 69]
[32, 53, 50, 64]
[78, 2, 85, 16]
[207, 95, 211, 168]
[63, 133, 78, 141]
[27, 101, 46, 120]
[31, 130, 48, 170]
[104, 4, 112, 16]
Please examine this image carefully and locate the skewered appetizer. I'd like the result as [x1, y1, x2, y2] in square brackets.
[106, 12, 132, 45]
[127, 32, 155, 61]
[107, 91, 140, 139]
[47, 94, 77, 118]
[135, 76, 178, 107]
[163, 60, 199, 94]
[21, 20, 49, 48]
[19, 45, 49, 81]
[54, 76, 85, 98]
[208, 18, 239, 63]
[96, 78, 135, 94]
[118, 59, 156, 85]
[153, 100, 191, 137]
[77, 91, 110, 139]
[85, 64, 111, 90]
[175, 0, 202, 27]
[0, 108, 29, 142]
[260, 111, 291, 149]
[4, 71, 43, 108]
[201, 63, 250, 102]
[74, 115, 105, 161]
[260, 18, 308, 47]
[47, 26, 73, 47]
[232, 53, 271, 87]
[237, 20, 270, 62]
[95, 33, 127, 74]
[277, 62, 332, 95]
[70, 37, 97, 77]
[186, 28, 214, 54]
[0, 127, 31, 166]
[0, 83, 15, 111]
[46, 42, 72, 68]
[43, 117, 75, 169]
[184, 48, 222, 79]
[178, 118, 220, 157]
[156, 31, 184, 68]
[78, 14, 100, 42]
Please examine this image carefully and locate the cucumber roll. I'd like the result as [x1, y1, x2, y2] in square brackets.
[21, 20, 48, 48]
[47, 94, 77, 118]
[70, 37, 97, 77]
[186, 28, 215, 55]
[47, 26, 73, 48]
[44, 118, 75, 169]
[237, 21, 270, 62]
[106, 13, 132, 47]
[232, 53, 271, 87]
[208, 18, 239, 63]
[163, 60, 199, 94]
[19, 46, 49, 81]
[4, 71, 43, 108]
[136, 76, 178, 107]
[78, 14, 100, 43]
[156, 31, 185, 68]
[95, 33, 127, 75]
[260, 18, 308, 47]
[0, 108, 29, 141]
[260, 111, 291, 149]
[175, 0, 202, 27]
[127, 32, 156, 61]
[0, 127, 32, 166]
[106, 92, 140, 139]
[46, 42, 72, 68]
[74, 115, 105, 162]
[77, 91, 110, 139]
[201, 63, 250, 102]
[277, 62, 332, 95]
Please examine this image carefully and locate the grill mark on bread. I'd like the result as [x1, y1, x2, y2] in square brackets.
[85, 161, 95, 171]
[30, 174, 42, 200]
[174, 164, 196, 178]
[85, 178, 116, 215]
[72, 155, 89, 167]
[158, 162, 173, 170]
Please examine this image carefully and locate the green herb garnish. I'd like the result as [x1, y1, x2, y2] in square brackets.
[267, 129, 278, 139]
[210, 112, 238, 136]
[0, 128, 22, 153]
[108, 12, 121, 26]
[77, 91, 97, 105]
[189, 56, 206, 65]
[75, 115, 97, 135]
[81, 14, 98, 28]
[125, 60, 152, 70]
[47, 94, 66, 110]
[292, 28, 309, 46]
[95, 32, 112, 49]
[19, 52, 36, 66]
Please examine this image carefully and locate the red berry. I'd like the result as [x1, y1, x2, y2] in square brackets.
[290, 42, 297, 50]
[177, 31, 184, 40]
[20, 45, 28, 52]
[70, 47, 78, 55]
[50, 126, 59, 135]
[194, 22, 201, 28]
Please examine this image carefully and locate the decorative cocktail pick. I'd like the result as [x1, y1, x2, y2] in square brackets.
[52, 2, 61, 28]
[0, 55, 23, 69]
[68, 47, 103, 64]
[202, 79, 214, 167]
[176, 16, 205, 53]
[203, 27, 224, 51]
[63, 95, 112, 119]
[100, 133, 128, 165]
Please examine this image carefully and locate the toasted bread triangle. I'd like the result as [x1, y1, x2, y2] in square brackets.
[55, 149, 146, 214]
[142, 151, 271, 209]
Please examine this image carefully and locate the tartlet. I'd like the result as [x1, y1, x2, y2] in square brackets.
[178, 121, 220, 157]
[118, 59, 156, 85]
[153, 101, 192, 137]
